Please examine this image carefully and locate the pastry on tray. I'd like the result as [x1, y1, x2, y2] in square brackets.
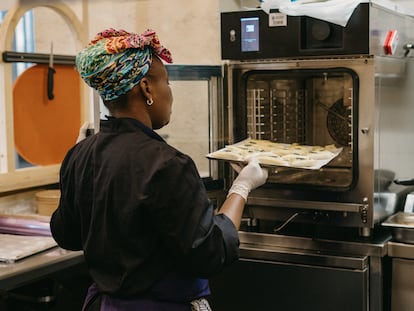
[206, 138, 342, 170]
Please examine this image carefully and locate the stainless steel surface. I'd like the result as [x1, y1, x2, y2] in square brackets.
[238, 231, 390, 258]
[391, 258, 414, 311]
[247, 193, 365, 212]
[209, 256, 369, 311]
[222, 3, 414, 234]
[383, 212, 414, 244]
[240, 243, 368, 270]
[370, 255, 386, 311]
[235, 231, 389, 311]
[404, 193, 414, 212]
[388, 241, 414, 259]
[387, 242, 414, 311]
[0, 247, 83, 291]
[227, 58, 376, 230]
[217, 4, 410, 310]
[383, 212, 414, 228]
[245, 72, 352, 147]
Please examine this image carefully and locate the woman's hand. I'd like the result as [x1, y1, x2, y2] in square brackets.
[227, 157, 268, 201]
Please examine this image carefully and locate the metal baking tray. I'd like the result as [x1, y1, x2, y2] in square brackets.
[382, 212, 414, 244]
[206, 138, 342, 170]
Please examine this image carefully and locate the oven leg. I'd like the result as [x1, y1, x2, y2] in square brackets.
[369, 256, 387, 311]
[360, 227, 372, 237]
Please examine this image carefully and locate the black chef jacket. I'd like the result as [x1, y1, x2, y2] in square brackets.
[50, 117, 240, 298]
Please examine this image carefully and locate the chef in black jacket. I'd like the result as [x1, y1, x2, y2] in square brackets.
[51, 28, 268, 311]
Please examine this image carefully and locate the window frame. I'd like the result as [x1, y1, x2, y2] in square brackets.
[0, 2, 89, 193]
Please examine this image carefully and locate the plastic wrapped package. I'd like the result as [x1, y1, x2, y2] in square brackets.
[261, 0, 364, 26]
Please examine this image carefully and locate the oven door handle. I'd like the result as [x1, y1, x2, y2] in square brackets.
[247, 196, 365, 213]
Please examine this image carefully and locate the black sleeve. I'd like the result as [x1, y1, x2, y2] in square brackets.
[50, 147, 83, 251]
[147, 153, 240, 278]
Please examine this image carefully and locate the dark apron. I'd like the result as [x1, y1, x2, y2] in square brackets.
[82, 273, 211, 311]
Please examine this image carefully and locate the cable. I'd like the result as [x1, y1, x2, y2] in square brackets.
[273, 212, 302, 232]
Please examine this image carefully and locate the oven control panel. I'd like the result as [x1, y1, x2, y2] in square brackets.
[221, 3, 369, 60]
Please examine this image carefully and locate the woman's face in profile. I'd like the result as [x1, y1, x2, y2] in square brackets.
[147, 56, 173, 130]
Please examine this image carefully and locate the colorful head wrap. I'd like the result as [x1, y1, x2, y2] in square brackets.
[76, 28, 173, 101]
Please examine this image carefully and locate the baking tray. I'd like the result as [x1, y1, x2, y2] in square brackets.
[206, 138, 343, 170]
[382, 212, 414, 244]
[0, 234, 57, 263]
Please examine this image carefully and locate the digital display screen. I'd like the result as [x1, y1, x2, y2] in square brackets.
[241, 17, 259, 52]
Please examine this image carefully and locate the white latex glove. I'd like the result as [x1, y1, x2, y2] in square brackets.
[228, 157, 269, 201]
[76, 122, 91, 143]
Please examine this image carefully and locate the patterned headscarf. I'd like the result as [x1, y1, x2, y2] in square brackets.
[76, 28, 173, 101]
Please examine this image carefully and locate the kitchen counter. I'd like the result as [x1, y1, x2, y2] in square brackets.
[238, 229, 391, 257]
[0, 246, 84, 292]
[387, 240, 414, 311]
[0, 230, 390, 291]
[0, 227, 393, 311]
[209, 228, 392, 311]
[388, 241, 414, 259]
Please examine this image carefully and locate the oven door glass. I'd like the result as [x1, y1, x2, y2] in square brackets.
[157, 65, 223, 180]
[234, 68, 358, 190]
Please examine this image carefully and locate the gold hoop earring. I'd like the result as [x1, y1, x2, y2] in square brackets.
[146, 98, 154, 106]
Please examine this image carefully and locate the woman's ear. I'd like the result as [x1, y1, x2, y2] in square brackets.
[139, 77, 152, 100]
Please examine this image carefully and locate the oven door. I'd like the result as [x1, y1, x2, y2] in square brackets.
[224, 58, 375, 227]
[233, 66, 358, 192]
[157, 65, 226, 203]
[209, 250, 369, 311]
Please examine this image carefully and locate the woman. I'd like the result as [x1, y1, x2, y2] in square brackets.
[50, 28, 268, 311]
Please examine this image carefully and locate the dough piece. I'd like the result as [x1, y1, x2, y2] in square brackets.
[307, 150, 335, 160]
[324, 144, 338, 152]
[290, 159, 318, 168]
[270, 148, 296, 156]
[281, 154, 318, 168]
[281, 154, 309, 162]
[255, 154, 287, 166]
[209, 148, 244, 161]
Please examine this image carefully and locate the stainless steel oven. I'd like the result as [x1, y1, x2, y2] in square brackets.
[220, 2, 414, 236]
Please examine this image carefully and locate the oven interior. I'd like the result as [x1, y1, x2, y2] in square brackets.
[235, 68, 358, 190]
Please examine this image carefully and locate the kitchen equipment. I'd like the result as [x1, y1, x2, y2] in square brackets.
[384, 193, 414, 311]
[382, 212, 414, 244]
[35, 190, 60, 216]
[220, 1, 414, 237]
[13, 64, 81, 166]
[403, 193, 414, 212]
[387, 241, 414, 311]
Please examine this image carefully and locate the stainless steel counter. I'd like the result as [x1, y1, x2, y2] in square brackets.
[388, 241, 414, 259]
[0, 230, 393, 311]
[387, 241, 414, 311]
[239, 230, 391, 257]
[210, 230, 391, 311]
[0, 247, 84, 291]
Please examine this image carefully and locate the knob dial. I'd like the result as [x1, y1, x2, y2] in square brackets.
[311, 21, 331, 41]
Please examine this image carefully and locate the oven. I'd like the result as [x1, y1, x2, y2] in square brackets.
[208, 3, 414, 310]
[220, 1, 414, 237]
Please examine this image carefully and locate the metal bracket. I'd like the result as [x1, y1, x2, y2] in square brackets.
[2, 51, 75, 65]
